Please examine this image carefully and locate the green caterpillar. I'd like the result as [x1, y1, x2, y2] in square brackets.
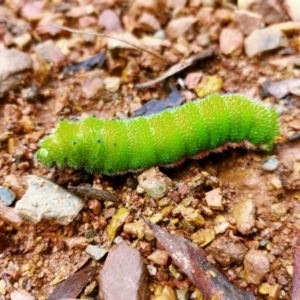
[36, 94, 279, 175]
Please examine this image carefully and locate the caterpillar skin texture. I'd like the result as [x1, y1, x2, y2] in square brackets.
[36, 94, 279, 175]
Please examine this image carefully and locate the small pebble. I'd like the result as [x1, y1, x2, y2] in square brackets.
[13, 33, 32, 49]
[244, 249, 270, 284]
[85, 229, 95, 239]
[153, 286, 176, 300]
[147, 265, 157, 276]
[261, 157, 279, 171]
[270, 176, 282, 189]
[194, 75, 223, 98]
[137, 168, 171, 200]
[213, 215, 230, 234]
[123, 222, 145, 239]
[98, 9, 123, 32]
[219, 27, 243, 55]
[205, 188, 223, 210]
[0, 186, 16, 206]
[235, 9, 263, 35]
[232, 198, 255, 235]
[138, 12, 161, 32]
[206, 236, 248, 267]
[191, 229, 215, 247]
[85, 244, 108, 261]
[169, 264, 182, 280]
[176, 289, 189, 300]
[153, 30, 166, 39]
[166, 16, 197, 40]
[35, 40, 66, 64]
[147, 249, 170, 266]
[104, 76, 121, 93]
[180, 206, 205, 226]
[107, 207, 130, 243]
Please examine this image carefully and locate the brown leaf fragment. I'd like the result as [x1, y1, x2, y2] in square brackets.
[63, 51, 106, 75]
[98, 241, 149, 300]
[142, 216, 255, 300]
[132, 85, 183, 116]
[292, 232, 300, 299]
[47, 265, 97, 300]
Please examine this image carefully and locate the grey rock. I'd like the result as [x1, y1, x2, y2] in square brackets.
[15, 175, 84, 225]
[261, 156, 279, 171]
[0, 49, 32, 96]
[85, 244, 108, 261]
[265, 78, 300, 99]
[0, 186, 16, 206]
[244, 27, 288, 58]
[98, 241, 149, 300]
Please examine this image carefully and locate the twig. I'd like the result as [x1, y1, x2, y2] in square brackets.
[68, 185, 118, 202]
[136, 46, 217, 89]
[51, 24, 168, 64]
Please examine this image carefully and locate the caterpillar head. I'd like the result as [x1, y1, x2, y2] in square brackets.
[36, 120, 83, 169]
[36, 117, 106, 171]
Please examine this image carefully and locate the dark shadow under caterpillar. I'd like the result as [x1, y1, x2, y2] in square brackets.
[36, 94, 279, 175]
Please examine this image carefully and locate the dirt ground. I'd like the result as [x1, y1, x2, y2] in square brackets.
[1, 0, 300, 299]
